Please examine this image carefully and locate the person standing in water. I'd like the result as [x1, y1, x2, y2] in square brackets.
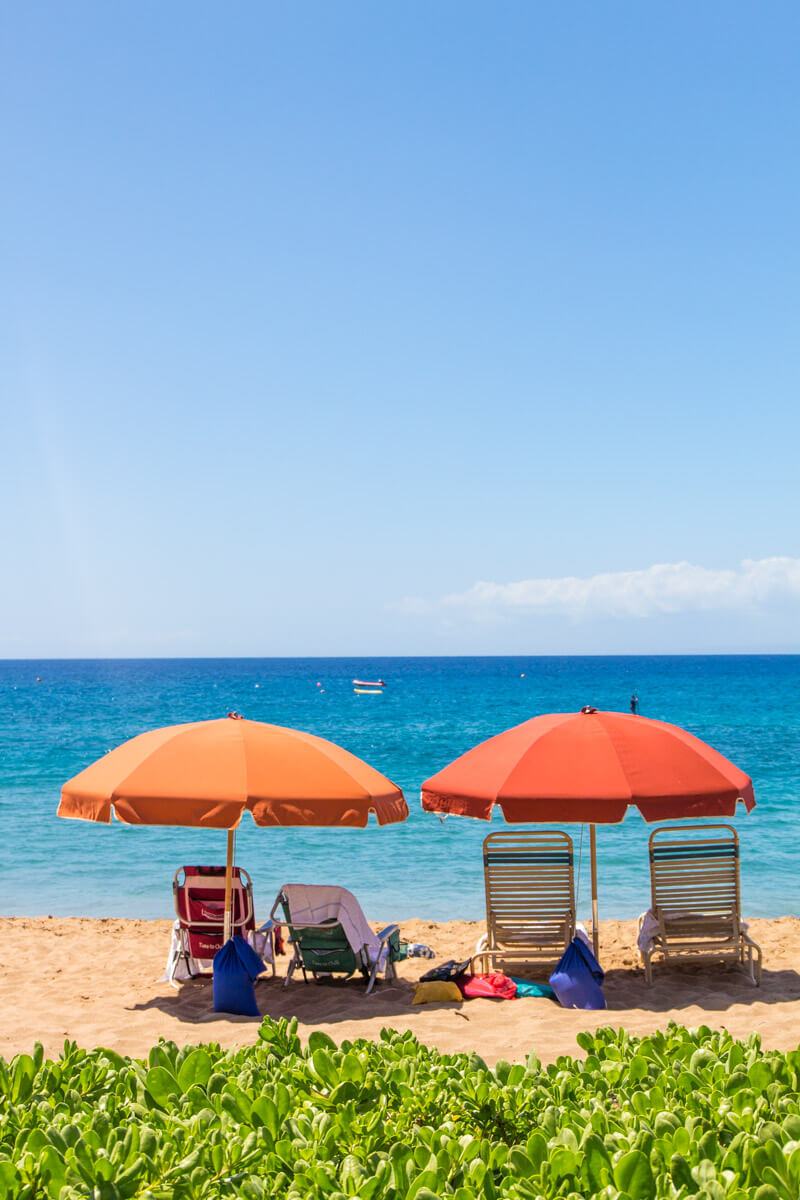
[630, 693, 639, 714]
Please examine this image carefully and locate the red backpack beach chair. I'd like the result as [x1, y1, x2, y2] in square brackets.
[171, 865, 255, 980]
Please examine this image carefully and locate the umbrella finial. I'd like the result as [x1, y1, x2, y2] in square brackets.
[227, 711, 243, 720]
[580, 706, 598, 715]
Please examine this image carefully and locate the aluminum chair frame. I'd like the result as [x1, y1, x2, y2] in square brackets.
[474, 830, 576, 975]
[640, 823, 762, 986]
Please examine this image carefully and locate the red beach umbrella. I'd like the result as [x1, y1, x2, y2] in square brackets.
[421, 707, 754, 956]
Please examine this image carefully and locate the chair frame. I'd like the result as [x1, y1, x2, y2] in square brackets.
[640, 823, 762, 986]
[474, 830, 576, 975]
[271, 887, 400, 995]
[170, 865, 256, 985]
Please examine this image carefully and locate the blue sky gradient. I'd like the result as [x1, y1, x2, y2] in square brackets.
[2, 3, 799, 654]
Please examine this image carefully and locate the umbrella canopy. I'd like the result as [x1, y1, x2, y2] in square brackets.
[421, 707, 754, 823]
[421, 707, 754, 957]
[59, 714, 407, 942]
[59, 715, 408, 828]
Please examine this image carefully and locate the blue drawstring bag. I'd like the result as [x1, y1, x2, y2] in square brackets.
[549, 936, 606, 1010]
[213, 936, 265, 1016]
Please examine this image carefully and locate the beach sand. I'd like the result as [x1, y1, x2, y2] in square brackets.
[1, 916, 798, 1066]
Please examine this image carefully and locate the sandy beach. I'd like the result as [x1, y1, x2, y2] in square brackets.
[1, 914, 798, 1066]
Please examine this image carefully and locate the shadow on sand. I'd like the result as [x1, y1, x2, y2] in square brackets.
[601, 964, 800, 1012]
[127, 960, 800, 1028]
[128, 972, 426, 1027]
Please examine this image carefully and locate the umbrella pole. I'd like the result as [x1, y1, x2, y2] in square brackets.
[223, 829, 234, 943]
[589, 824, 599, 959]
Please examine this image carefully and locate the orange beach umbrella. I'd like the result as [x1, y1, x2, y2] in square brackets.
[59, 713, 408, 939]
[421, 707, 754, 956]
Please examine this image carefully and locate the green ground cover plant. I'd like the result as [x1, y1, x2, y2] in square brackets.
[1, 1020, 799, 1200]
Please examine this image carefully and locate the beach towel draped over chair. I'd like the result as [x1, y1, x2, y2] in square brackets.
[639, 824, 762, 985]
[169, 865, 256, 983]
[474, 830, 576, 975]
[272, 883, 400, 994]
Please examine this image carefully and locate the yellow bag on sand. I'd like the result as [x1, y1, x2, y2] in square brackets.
[412, 981, 463, 1005]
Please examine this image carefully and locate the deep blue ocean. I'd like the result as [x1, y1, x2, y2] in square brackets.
[1, 657, 798, 923]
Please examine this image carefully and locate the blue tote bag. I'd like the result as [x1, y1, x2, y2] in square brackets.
[213, 935, 265, 1016]
[549, 936, 607, 1010]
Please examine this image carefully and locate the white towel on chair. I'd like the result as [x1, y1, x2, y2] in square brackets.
[248, 923, 275, 963]
[281, 884, 381, 961]
[637, 910, 661, 955]
[637, 908, 749, 955]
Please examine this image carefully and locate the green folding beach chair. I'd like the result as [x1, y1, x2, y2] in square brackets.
[271, 885, 401, 994]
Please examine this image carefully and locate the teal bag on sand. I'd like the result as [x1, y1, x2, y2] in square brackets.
[509, 977, 557, 999]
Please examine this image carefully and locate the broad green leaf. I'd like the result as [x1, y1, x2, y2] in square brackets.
[308, 1031, 338, 1055]
[177, 1049, 213, 1092]
[11, 1054, 35, 1103]
[144, 1066, 180, 1107]
[749, 1062, 774, 1093]
[408, 1176, 444, 1200]
[760, 1167, 795, 1200]
[628, 1055, 649, 1081]
[614, 1149, 656, 1200]
[251, 1094, 279, 1136]
[525, 1131, 548, 1170]
[581, 1133, 612, 1191]
[0, 1162, 18, 1200]
[506, 1149, 535, 1178]
[310, 1049, 339, 1089]
[549, 1147, 577, 1179]
[340, 1053, 365, 1085]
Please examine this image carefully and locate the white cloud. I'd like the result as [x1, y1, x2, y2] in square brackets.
[386, 595, 432, 615]
[441, 557, 800, 620]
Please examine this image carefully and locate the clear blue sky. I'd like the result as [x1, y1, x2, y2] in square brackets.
[2, 2, 799, 656]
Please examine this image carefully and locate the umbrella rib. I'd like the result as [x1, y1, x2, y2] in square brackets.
[495, 712, 576, 805]
[108, 722, 200, 813]
[595, 718, 635, 805]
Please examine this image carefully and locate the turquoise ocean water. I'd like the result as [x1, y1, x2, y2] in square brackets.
[1, 657, 798, 924]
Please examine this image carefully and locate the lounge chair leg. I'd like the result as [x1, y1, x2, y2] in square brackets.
[169, 932, 194, 989]
[366, 961, 379, 995]
[739, 936, 762, 986]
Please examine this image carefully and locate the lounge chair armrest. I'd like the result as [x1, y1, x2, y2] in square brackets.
[377, 924, 399, 942]
[475, 932, 488, 954]
[472, 948, 490, 972]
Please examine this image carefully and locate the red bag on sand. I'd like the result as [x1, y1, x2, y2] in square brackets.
[461, 972, 517, 1000]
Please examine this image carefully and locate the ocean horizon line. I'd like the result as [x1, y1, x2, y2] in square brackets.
[3, 650, 800, 663]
